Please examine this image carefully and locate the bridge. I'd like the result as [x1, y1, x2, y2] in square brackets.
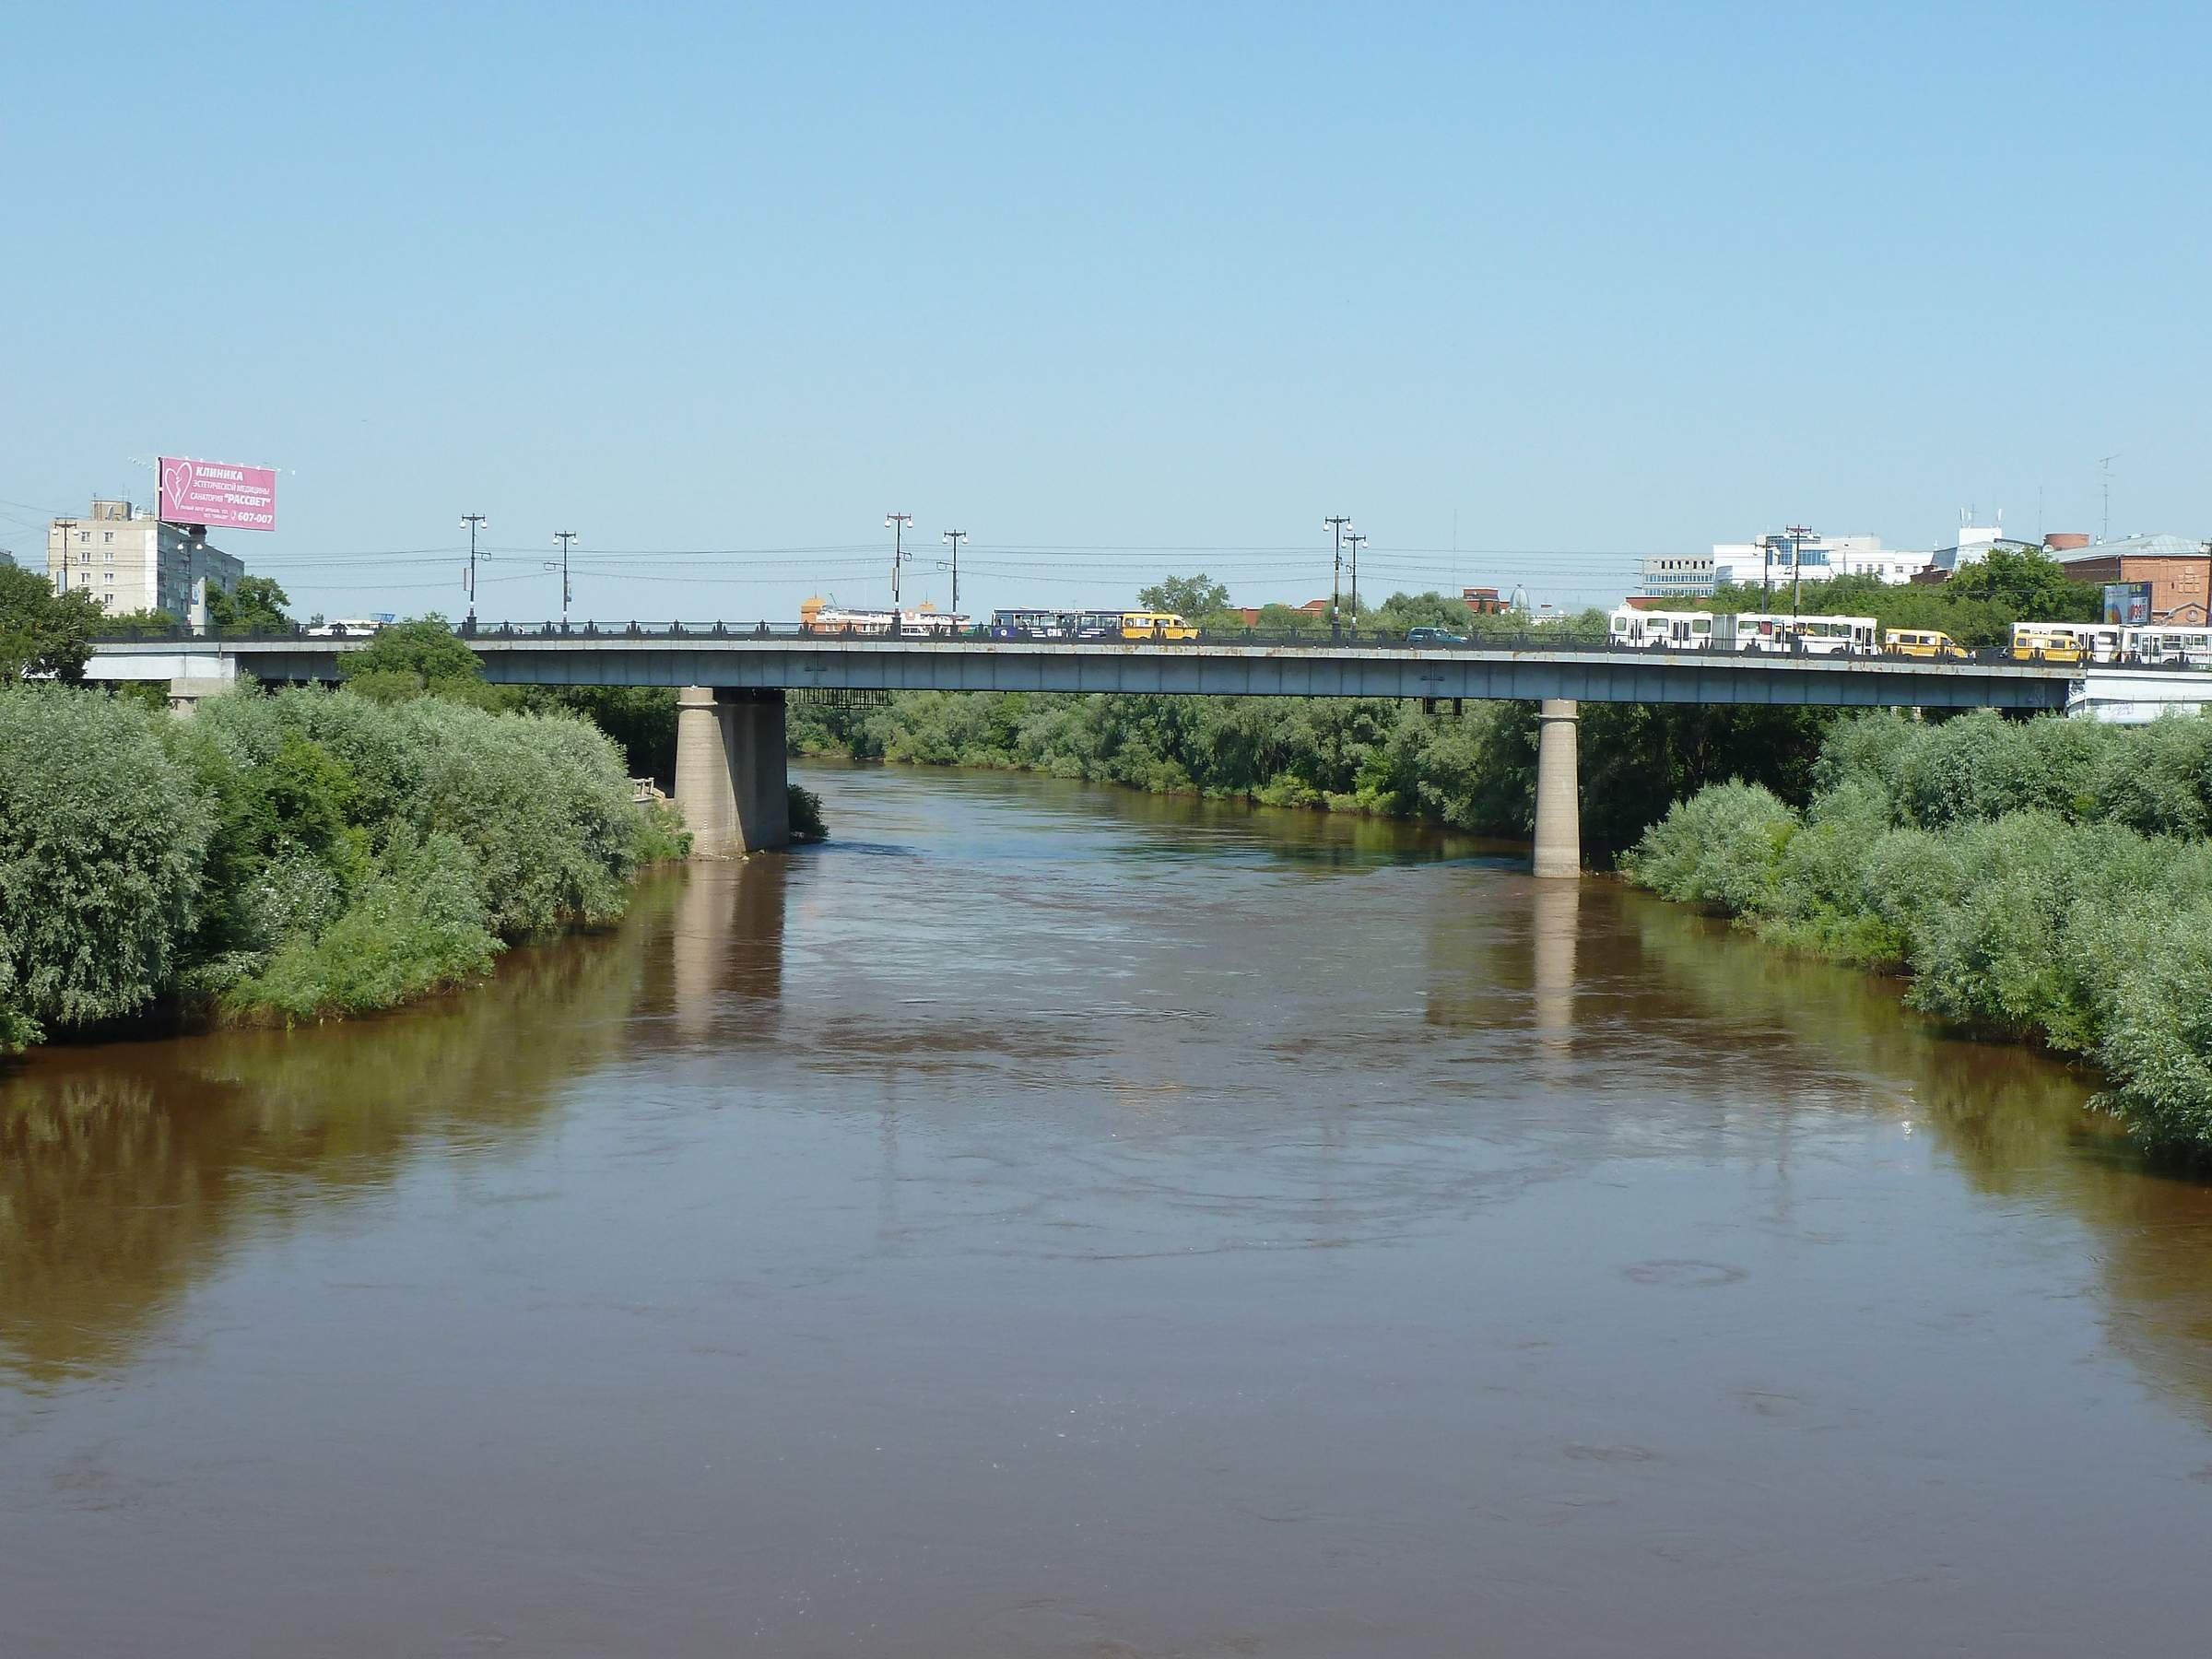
[82, 626, 2124, 875]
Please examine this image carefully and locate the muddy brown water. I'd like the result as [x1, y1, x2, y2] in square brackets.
[6, 762, 2212, 1657]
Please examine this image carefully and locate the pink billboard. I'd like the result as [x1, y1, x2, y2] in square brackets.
[159, 455, 277, 531]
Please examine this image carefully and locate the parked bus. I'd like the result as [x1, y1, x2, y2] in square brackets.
[2010, 624, 2086, 665]
[1118, 610, 1198, 641]
[1607, 607, 1713, 650]
[1885, 628, 1970, 660]
[1713, 612, 1878, 655]
[2122, 625, 2212, 667]
[2018, 620, 2122, 663]
[801, 603, 970, 638]
[988, 608, 1069, 639]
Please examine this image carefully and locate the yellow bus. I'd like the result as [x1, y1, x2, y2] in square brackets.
[2009, 624, 2085, 665]
[1119, 610, 1199, 641]
[1885, 628, 1969, 660]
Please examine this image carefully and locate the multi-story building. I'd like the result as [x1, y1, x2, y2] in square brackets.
[1639, 533, 1926, 600]
[46, 498, 242, 626]
[2055, 534, 2212, 625]
[1635, 554, 1718, 598]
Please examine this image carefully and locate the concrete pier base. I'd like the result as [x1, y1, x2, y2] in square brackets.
[674, 686, 790, 854]
[167, 677, 232, 717]
[1532, 698, 1581, 878]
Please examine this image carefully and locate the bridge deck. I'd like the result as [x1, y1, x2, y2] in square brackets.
[85, 632, 2086, 710]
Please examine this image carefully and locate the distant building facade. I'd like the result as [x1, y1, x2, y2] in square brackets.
[1635, 554, 1717, 598]
[1638, 533, 1927, 601]
[2056, 535, 2212, 625]
[46, 499, 242, 625]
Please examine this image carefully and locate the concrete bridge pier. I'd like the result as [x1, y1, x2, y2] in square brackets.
[167, 677, 232, 717]
[1532, 699, 1581, 878]
[674, 686, 791, 853]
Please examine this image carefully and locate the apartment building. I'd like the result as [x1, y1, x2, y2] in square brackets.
[46, 498, 242, 626]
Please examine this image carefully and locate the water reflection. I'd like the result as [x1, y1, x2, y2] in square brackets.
[1621, 889, 2212, 1426]
[666, 853, 788, 1038]
[0, 886, 682, 1384]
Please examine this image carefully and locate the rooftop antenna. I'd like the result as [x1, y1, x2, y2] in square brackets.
[2098, 453, 2119, 543]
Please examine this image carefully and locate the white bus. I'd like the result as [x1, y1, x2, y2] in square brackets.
[2122, 625, 2212, 667]
[1713, 612, 1878, 655]
[1608, 607, 1713, 650]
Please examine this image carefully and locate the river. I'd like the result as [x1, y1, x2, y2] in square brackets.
[5, 762, 2212, 1656]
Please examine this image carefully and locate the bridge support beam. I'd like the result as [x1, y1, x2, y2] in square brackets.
[675, 686, 790, 854]
[1532, 698, 1581, 878]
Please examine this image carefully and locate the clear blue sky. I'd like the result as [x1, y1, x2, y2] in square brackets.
[5, 2, 2205, 621]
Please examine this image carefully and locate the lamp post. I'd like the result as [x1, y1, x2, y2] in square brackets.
[1788, 524, 1814, 621]
[885, 512, 912, 625]
[1324, 515, 1350, 640]
[461, 513, 488, 630]
[941, 528, 966, 615]
[552, 531, 577, 629]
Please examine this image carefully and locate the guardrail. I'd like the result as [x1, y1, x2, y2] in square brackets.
[85, 618, 2210, 672]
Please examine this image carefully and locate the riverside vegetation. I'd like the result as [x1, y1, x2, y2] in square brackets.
[1627, 711, 2212, 1154]
[0, 603, 694, 1053]
[0, 679, 687, 1053]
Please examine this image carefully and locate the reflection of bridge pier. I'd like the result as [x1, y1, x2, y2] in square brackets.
[1531, 877, 1579, 1052]
[672, 857, 789, 1039]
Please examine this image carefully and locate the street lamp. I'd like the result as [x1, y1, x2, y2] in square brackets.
[885, 512, 912, 623]
[1324, 515, 1350, 640]
[551, 531, 577, 629]
[461, 513, 488, 630]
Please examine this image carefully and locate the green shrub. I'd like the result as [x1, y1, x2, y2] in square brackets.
[204, 689, 641, 936]
[636, 800, 693, 862]
[228, 827, 501, 1022]
[787, 784, 828, 843]
[0, 686, 211, 1033]
[1621, 781, 1797, 912]
[2093, 903, 2212, 1153]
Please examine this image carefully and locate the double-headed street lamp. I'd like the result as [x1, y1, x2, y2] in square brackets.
[550, 531, 577, 628]
[461, 513, 488, 630]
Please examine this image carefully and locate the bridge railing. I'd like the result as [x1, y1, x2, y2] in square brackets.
[83, 618, 2208, 672]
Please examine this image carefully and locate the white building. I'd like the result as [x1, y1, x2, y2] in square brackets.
[1701, 533, 1929, 591]
[1636, 552, 1718, 598]
[46, 498, 242, 626]
[1923, 524, 2031, 579]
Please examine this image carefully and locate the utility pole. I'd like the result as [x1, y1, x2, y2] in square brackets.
[552, 531, 577, 628]
[941, 528, 966, 615]
[53, 518, 76, 599]
[885, 513, 912, 620]
[1760, 534, 1776, 610]
[2099, 454, 2118, 544]
[1324, 515, 1350, 639]
[1345, 530, 1368, 622]
[461, 513, 488, 629]
[1787, 524, 1813, 620]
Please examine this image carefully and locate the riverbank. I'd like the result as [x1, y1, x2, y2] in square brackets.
[0, 682, 687, 1053]
[1624, 708, 2212, 1154]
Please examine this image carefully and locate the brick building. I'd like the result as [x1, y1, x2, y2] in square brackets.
[2056, 534, 2212, 625]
